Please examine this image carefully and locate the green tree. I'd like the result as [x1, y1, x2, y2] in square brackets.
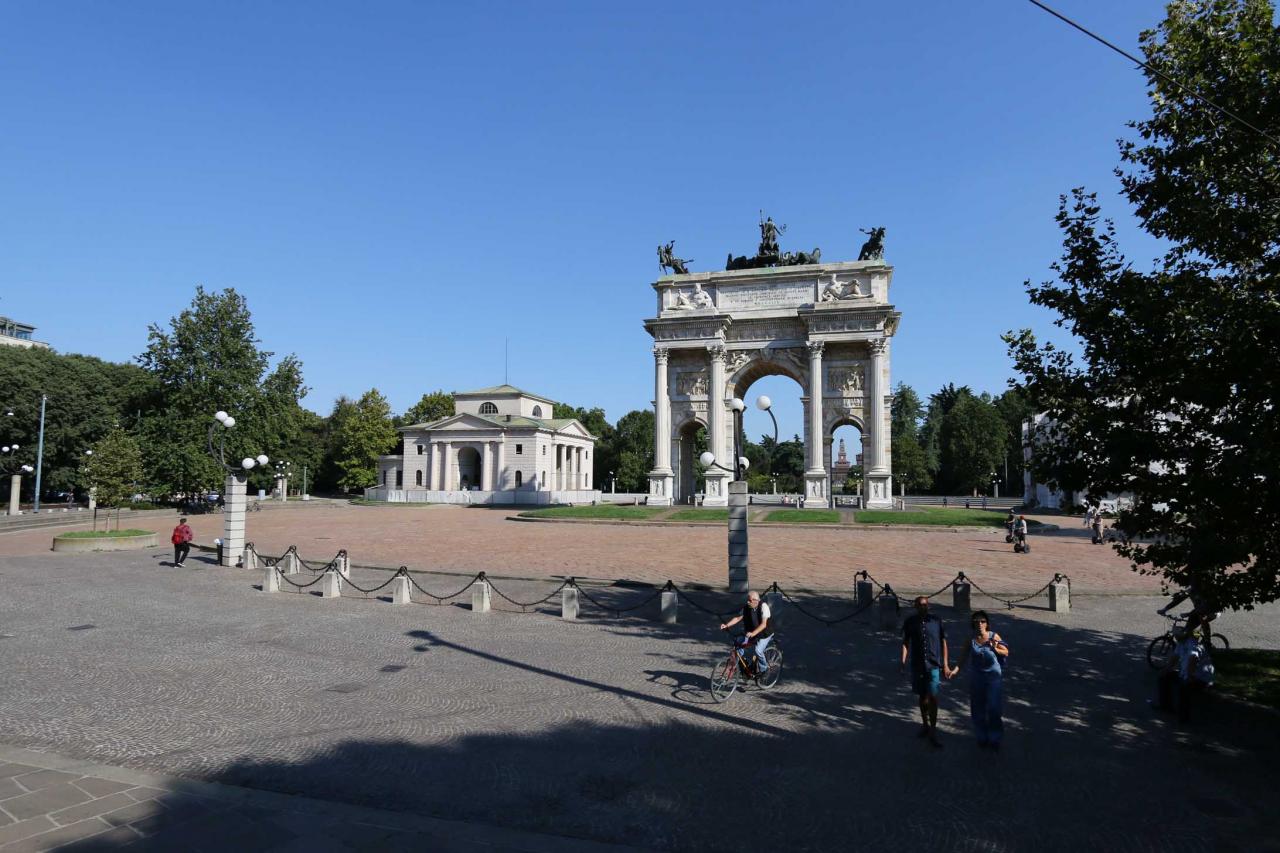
[1006, 0, 1280, 608]
[333, 389, 397, 492]
[314, 396, 358, 494]
[137, 287, 309, 498]
[400, 391, 454, 427]
[890, 382, 931, 493]
[991, 387, 1033, 498]
[938, 395, 1006, 496]
[609, 409, 654, 493]
[83, 427, 144, 528]
[890, 382, 924, 441]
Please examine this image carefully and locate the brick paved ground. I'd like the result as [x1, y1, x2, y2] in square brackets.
[0, 503, 1159, 594]
[0, 548, 1277, 851]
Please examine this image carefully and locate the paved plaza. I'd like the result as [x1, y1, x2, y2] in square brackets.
[0, 539, 1277, 851]
[0, 503, 1160, 594]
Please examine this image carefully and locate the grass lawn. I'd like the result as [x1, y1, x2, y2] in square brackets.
[666, 509, 729, 522]
[519, 505, 667, 520]
[854, 507, 1035, 527]
[58, 529, 152, 538]
[1214, 648, 1280, 711]
[764, 510, 841, 524]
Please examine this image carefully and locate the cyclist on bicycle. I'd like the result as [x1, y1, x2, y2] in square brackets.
[720, 590, 773, 677]
[1158, 581, 1219, 632]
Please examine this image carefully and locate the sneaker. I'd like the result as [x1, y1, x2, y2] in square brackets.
[175, 563, 184, 568]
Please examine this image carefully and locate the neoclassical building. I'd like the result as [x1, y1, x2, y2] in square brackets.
[369, 385, 598, 504]
[644, 260, 901, 508]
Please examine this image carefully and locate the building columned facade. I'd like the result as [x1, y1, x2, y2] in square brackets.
[367, 385, 599, 505]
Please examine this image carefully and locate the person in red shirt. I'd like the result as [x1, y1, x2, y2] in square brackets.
[171, 518, 193, 567]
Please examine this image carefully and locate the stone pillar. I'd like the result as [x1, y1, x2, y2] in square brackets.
[704, 344, 729, 507]
[279, 477, 288, 502]
[577, 447, 585, 490]
[444, 442, 454, 491]
[222, 472, 247, 567]
[8, 474, 19, 516]
[727, 481, 749, 592]
[803, 341, 829, 507]
[321, 569, 341, 598]
[1050, 576, 1071, 612]
[561, 586, 579, 620]
[472, 578, 491, 613]
[392, 574, 411, 605]
[856, 577, 874, 608]
[282, 549, 300, 575]
[483, 442, 494, 491]
[495, 440, 506, 491]
[952, 579, 971, 613]
[648, 347, 674, 505]
[263, 564, 280, 593]
[866, 339, 893, 508]
[659, 588, 678, 623]
[430, 442, 440, 490]
[878, 587, 899, 631]
[555, 444, 563, 491]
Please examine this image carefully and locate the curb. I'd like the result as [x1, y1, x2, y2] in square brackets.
[508, 515, 1061, 534]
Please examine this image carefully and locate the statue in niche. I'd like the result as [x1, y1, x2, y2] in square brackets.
[658, 241, 692, 275]
[820, 274, 872, 302]
[857, 227, 886, 261]
[670, 282, 713, 311]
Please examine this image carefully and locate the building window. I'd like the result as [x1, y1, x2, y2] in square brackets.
[542, 445, 546, 455]
[586, 451, 589, 460]
[515, 470, 523, 488]
[480, 402, 498, 414]
[516, 444, 523, 454]
[532, 405, 543, 417]
[382, 470, 387, 485]
[417, 445, 424, 455]
[415, 470, 423, 486]
[396, 470, 403, 488]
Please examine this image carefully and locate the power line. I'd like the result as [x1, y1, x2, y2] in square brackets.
[1023, 0, 1280, 146]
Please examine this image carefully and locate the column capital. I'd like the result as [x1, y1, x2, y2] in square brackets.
[653, 346, 670, 363]
[868, 338, 887, 357]
[806, 340, 825, 359]
[706, 343, 727, 362]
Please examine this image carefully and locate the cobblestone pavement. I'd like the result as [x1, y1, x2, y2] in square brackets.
[0, 503, 1159, 594]
[0, 549, 1277, 851]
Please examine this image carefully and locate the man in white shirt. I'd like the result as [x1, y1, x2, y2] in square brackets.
[720, 591, 774, 677]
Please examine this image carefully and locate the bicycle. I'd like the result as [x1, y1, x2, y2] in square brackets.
[709, 634, 782, 702]
[248, 501, 262, 513]
[1145, 612, 1230, 669]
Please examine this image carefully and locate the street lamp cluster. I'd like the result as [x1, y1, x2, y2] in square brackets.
[698, 394, 776, 480]
[209, 410, 271, 566]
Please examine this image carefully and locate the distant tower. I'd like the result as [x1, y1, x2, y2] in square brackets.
[832, 437, 852, 490]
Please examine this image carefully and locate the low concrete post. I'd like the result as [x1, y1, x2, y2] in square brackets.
[764, 588, 783, 630]
[1050, 575, 1071, 612]
[659, 586, 678, 624]
[471, 577, 491, 613]
[8, 474, 19, 517]
[391, 573, 411, 605]
[878, 585, 899, 631]
[337, 551, 351, 581]
[561, 584, 579, 620]
[321, 568, 341, 599]
[952, 577, 971, 613]
[855, 576, 874, 608]
[282, 549, 300, 575]
[262, 564, 280, 593]
[242, 544, 258, 571]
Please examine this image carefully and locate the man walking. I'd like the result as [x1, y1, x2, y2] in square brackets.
[901, 596, 951, 748]
[171, 517, 193, 567]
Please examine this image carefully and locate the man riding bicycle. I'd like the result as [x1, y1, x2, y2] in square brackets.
[720, 590, 773, 677]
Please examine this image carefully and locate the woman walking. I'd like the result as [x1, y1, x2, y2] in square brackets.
[948, 611, 1009, 749]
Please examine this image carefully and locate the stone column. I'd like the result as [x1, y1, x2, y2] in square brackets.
[8, 474, 19, 516]
[443, 442, 454, 491]
[727, 480, 749, 592]
[495, 440, 506, 491]
[866, 339, 893, 508]
[483, 442, 494, 491]
[704, 343, 729, 507]
[647, 347, 674, 505]
[576, 447, 584, 490]
[803, 341, 829, 507]
[428, 443, 438, 490]
[222, 472, 247, 567]
[555, 444, 563, 491]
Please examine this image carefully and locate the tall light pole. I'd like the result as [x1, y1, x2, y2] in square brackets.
[208, 411, 269, 567]
[273, 460, 293, 502]
[699, 394, 777, 592]
[32, 395, 46, 513]
[991, 471, 1001, 499]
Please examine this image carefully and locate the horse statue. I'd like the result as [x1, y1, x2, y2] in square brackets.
[857, 227, 886, 261]
[658, 241, 692, 275]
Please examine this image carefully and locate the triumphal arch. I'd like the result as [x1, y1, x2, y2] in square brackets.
[645, 226, 901, 508]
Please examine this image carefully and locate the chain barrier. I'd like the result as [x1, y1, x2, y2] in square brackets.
[341, 569, 402, 597]
[573, 580, 667, 616]
[405, 571, 483, 603]
[277, 569, 329, 590]
[671, 585, 738, 620]
[485, 575, 571, 612]
[772, 581, 877, 627]
[961, 571, 1069, 610]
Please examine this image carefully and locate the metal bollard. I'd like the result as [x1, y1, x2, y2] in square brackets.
[282, 549, 300, 575]
[1050, 575, 1071, 612]
[262, 563, 280, 593]
[391, 574, 411, 605]
[952, 578, 971, 613]
[321, 568, 341, 599]
[659, 587, 678, 624]
[471, 578, 491, 613]
[561, 585, 580, 620]
[878, 586, 899, 631]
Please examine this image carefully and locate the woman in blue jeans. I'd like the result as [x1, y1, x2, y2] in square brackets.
[948, 611, 1009, 749]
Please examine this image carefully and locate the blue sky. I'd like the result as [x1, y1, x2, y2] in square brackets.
[1, 0, 1170, 441]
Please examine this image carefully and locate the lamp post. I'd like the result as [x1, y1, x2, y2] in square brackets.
[608, 471, 616, 494]
[273, 460, 293, 502]
[1, 443, 33, 516]
[991, 472, 1001, 499]
[698, 395, 777, 592]
[208, 411, 269, 566]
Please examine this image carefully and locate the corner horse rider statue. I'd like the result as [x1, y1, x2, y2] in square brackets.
[857, 226, 886, 261]
[658, 241, 692, 275]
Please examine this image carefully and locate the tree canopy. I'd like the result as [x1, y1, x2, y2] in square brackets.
[1006, 0, 1280, 609]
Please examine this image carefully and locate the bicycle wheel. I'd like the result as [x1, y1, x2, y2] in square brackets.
[1208, 632, 1230, 653]
[757, 646, 783, 689]
[709, 654, 740, 702]
[1147, 634, 1174, 669]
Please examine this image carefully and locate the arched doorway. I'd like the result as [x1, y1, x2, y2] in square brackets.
[830, 420, 865, 500]
[456, 447, 482, 490]
[730, 365, 807, 496]
[675, 420, 707, 504]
